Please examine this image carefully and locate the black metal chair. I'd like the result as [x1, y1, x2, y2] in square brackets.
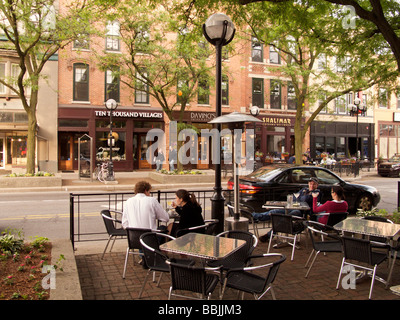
[122, 227, 151, 279]
[166, 258, 220, 300]
[267, 213, 305, 261]
[220, 253, 286, 300]
[100, 209, 126, 259]
[314, 212, 348, 227]
[208, 230, 258, 271]
[362, 216, 394, 243]
[336, 236, 388, 299]
[304, 220, 343, 278]
[138, 232, 193, 299]
[204, 219, 219, 235]
[175, 224, 206, 237]
[226, 203, 263, 237]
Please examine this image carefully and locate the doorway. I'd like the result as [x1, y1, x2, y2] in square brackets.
[138, 134, 153, 169]
[58, 134, 74, 171]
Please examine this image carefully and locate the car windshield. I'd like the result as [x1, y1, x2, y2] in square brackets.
[247, 167, 283, 180]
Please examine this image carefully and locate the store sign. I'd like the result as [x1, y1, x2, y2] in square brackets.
[394, 112, 400, 122]
[94, 110, 163, 119]
[261, 116, 292, 126]
[190, 112, 216, 122]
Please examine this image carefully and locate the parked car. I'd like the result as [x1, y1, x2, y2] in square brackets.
[378, 154, 400, 177]
[224, 164, 380, 214]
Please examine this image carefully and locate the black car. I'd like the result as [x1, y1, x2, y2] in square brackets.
[378, 154, 400, 177]
[224, 165, 380, 214]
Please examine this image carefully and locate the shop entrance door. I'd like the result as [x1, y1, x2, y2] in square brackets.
[59, 134, 74, 171]
[138, 134, 152, 169]
[0, 137, 4, 169]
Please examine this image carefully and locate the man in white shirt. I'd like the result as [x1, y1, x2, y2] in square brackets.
[122, 181, 169, 230]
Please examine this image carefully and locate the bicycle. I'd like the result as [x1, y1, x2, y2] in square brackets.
[94, 162, 114, 183]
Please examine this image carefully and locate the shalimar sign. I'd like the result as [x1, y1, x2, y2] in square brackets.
[94, 110, 163, 119]
[262, 116, 293, 126]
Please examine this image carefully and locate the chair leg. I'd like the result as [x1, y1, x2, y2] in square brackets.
[291, 235, 297, 261]
[386, 250, 398, 288]
[305, 249, 315, 268]
[122, 247, 130, 279]
[138, 269, 151, 299]
[270, 285, 276, 300]
[267, 231, 274, 253]
[168, 287, 173, 300]
[156, 272, 163, 286]
[336, 258, 346, 290]
[305, 250, 320, 278]
[101, 235, 113, 259]
[369, 266, 377, 300]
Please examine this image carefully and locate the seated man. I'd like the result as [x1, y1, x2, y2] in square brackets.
[254, 177, 322, 242]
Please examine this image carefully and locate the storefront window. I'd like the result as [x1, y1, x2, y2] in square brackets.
[337, 137, 346, 159]
[95, 131, 126, 161]
[7, 135, 27, 165]
[266, 135, 285, 158]
[96, 120, 126, 128]
[315, 136, 324, 158]
[134, 122, 163, 129]
[326, 137, 335, 155]
[59, 119, 88, 127]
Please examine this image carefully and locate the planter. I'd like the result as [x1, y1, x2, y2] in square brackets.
[149, 172, 215, 184]
[0, 175, 62, 188]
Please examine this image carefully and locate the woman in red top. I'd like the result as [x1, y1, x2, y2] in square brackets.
[312, 185, 348, 224]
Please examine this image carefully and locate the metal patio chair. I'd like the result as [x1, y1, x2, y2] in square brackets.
[100, 209, 126, 259]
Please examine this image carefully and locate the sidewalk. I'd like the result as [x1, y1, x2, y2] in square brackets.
[73, 232, 400, 301]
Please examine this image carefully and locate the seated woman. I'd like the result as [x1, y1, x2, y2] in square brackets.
[312, 185, 348, 225]
[168, 189, 204, 236]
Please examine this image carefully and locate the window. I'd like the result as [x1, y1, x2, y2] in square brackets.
[336, 56, 350, 73]
[252, 78, 264, 109]
[318, 54, 326, 70]
[136, 27, 150, 54]
[0, 63, 5, 94]
[73, 63, 89, 101]
[335, 95, 347, 114]
[135, 69, 149, 104]
[222, 75, 229, 105]
[74, 34, 89, 50]
[251, 37, 263, 62]
[318, 92, 328, 113]
[287, 82, 296, 110]
[269, 46, 280, 64]
[105, 68, 120, 102]
[378, 88, 388, 108]
[106, 21, 120, 51]
[270, 80, 281, 109]
[197, 77, 209, 105]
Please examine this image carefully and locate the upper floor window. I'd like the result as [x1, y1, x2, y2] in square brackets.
[335, 95, 347, 114]
[252, 78, 264, 108]
[251, 37, 263, 62]
[136, 27, 150, 54]
[135, 69, 149, 104]
[269, 46, 280, 64]
[318, 54, 326, 70]
[378, 88, 388, 109]
[336, 56, 351, 73]
[222, 75, 229, 105]
[73, 63, 89, 101]
[270, 80, 281, 109]
[106, 21, 120, 52]
[105, 68, 120, 102]
[198, 77, 209, 105]
[287, 82, 296, 110]
[0, 61, 30, 96]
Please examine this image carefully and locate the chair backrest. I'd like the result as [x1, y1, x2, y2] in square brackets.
[204, 219, 219, 235]
[216, 230, 258, 267]
[101, 209, 122, 234]
[326, 212, 348, 227]
[167, 259, 206, 294]
[175, 224, 207, 237]
[264, 254, 287, 288]
[126, 227, 152, 250]
[140, 232, 172, 269]
[342, 236, 373, 265]
[270, 213, 295, 234]
[305, 220, 339, 249]
[227, 204, 234, 217]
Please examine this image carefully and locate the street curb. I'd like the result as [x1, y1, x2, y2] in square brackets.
[49, 239, 82, 300]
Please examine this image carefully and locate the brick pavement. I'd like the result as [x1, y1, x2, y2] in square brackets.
[75, 233, 400, 301]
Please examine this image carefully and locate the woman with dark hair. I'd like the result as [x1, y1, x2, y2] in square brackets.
[167, 189, 204, 236]
[312, 185, 348, 224]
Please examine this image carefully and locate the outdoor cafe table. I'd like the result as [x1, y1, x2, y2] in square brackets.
[334, 217, 400, 287]
[159, 232, 246, 262]
[263, 201, 310, 214]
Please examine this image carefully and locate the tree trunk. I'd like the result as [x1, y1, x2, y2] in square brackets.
[26, 109, 37, 174]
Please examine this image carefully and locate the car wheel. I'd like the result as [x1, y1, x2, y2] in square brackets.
[357, 194, 373, 211]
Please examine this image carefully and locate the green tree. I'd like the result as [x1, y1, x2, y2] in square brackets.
[95, 0, 216, 171]
[0, 0, 95, 174]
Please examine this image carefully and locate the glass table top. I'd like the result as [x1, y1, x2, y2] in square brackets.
[160, 233, 246, 260]
[334, 217, 400, 239]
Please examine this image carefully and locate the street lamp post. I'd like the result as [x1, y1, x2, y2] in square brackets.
[203, 13, 235, 234]
[249, 106, 260, 169]
[105, 99, 118, 181]
[349, 95, 366, 177]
